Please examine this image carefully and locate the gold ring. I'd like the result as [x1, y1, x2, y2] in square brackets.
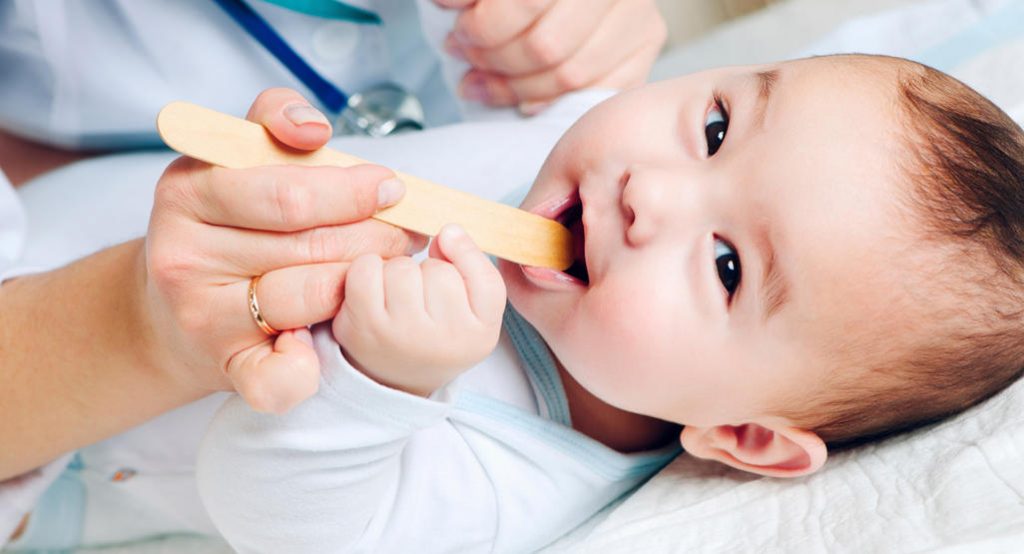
[248, 275, 279, 336]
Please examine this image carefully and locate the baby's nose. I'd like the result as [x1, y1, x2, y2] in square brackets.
[621, 169, 686, 246]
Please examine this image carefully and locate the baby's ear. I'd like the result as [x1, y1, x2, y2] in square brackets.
[679, 422, 827, 478]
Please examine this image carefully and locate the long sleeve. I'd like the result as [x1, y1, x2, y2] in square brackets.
[0, 167, 26, 281]
[196, 324, 497, 553]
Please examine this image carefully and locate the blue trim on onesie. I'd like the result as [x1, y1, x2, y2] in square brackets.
[457, 307, 680, 481]
[502, 308, 572, 426]
[7, 455, 86, 551]
[456, 393, 679, 481]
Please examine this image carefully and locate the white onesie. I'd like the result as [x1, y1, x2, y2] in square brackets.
[197, 310, 680, 553]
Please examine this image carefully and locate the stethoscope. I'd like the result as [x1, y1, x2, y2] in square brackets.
[212, 0, 426, 137]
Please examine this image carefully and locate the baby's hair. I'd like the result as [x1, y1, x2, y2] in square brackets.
[794, 55, 1024, 450]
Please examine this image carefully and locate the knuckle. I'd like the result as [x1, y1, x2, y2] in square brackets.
[348, 177, 379, 218]
[523, 31, 565, 68]
[305, 269, 343, 314]
[270, 175, 310, 228]
[387, 256, 418, 274]
[366, 222, 410, 257]
[553, 62, 588, 92]
[350, 253, 380, 277]
[147, 244, 197, 293]
[239, 380, 276, 414]
[302, 226, 335, 262]
[420, 258, 450, 275]
[457, 14, 491, 47]
[154, 158, 201, 211]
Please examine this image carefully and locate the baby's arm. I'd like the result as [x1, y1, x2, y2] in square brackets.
[197, 226, 507, 552]
[334, 224, 507, 396]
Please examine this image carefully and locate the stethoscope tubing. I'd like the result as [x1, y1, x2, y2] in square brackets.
[212, 0, 350, 115]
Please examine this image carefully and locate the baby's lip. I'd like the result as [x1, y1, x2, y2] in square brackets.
[526, 191, 578, 221]
[520, 190, 588, 288]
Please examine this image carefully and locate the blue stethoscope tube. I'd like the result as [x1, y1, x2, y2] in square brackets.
[212, 0, 351, 116]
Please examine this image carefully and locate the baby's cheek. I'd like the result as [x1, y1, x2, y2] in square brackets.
[565, 313, 662, 397]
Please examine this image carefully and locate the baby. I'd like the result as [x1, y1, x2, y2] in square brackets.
[197, 54, 1024, 552]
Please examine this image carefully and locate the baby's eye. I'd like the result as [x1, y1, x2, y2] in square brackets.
[705, 100, 729, 157]
[714, 238, 741, 300]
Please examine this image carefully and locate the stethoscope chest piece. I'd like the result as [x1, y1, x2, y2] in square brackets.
[213, 0, 427, 138]
[336, 83, 425, 137]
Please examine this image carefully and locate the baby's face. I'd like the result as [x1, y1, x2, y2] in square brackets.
[499, 57, 918, 429]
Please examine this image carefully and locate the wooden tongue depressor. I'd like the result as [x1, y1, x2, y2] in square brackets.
[156, 101, 573, 270]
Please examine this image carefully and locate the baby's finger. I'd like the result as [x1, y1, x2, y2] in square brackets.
[421, 258, 472, 323]
[436, 224, 506, 323]
[383, 257, 426, 319]
[226, 328, 321, 414]
[245, 87, 332, 151]
[343, 254, 386, 324]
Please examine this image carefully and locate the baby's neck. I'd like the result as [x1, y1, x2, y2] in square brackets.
[555, 362, 680, 453]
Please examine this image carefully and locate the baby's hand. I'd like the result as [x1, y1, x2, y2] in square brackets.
[334, 225, 506, 396]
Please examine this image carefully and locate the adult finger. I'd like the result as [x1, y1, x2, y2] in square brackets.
[464, 0, 666, 105]
[587, 36, 664, 92]
[203, 219, 423, 277]
[246, 87, 333, 151]
[158, 158, 405, 231]
[435, 225, 506, 323]
[226, 328, 321, 414]
[449, 0, 615, 76]
[452, 0, 555, 49]
[250, 262, 349, 332]
[181, 262, 349, 356]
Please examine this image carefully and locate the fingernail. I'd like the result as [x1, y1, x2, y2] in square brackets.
[440, 224, 466, 241]
[518, 101, 550, 116]
[377, 178, 405, 208]
[459, 75, 490, 102]
[444, 34, 467, 61]
[284, 103, 330, 127]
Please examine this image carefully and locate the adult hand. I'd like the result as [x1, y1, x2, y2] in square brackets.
[143, 88, 424, 414]
[436, 0, 667, 113]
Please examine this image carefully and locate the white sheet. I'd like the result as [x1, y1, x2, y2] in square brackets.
[547, 0, 1024, 551]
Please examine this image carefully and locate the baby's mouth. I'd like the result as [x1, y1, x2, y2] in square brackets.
[556, 195, 589, 284]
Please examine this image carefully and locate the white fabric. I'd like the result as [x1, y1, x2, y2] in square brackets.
[0, 0, 510, 149]
[198, 324, 673, 553]
[0, 454, 71, 546]
[0, 169, 26, 279]
[0, 90, 609, 550]
[547, 1, 1024, 551]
